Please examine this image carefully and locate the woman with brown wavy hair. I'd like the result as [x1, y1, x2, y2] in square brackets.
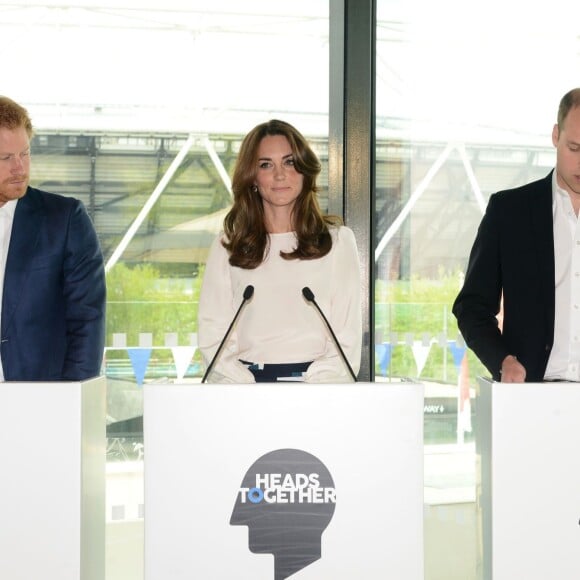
[198, 119, 361, 383]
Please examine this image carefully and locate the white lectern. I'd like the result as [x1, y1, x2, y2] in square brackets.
[0, 376, 106, 580]
[477, 378, 580, 580]
[144, 382, 424, 580]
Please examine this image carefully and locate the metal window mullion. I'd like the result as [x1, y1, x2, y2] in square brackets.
[330, 0, 376, 381]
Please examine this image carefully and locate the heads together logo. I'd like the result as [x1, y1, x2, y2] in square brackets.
[231, 448, 336, 580]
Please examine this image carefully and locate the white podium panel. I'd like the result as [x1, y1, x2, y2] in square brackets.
[477, 378, 580, 580]
[0, 377, 106, 580]
[144, 382, 424, 580]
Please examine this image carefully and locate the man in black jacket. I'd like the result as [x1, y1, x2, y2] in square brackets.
[453, 88, 580, 383]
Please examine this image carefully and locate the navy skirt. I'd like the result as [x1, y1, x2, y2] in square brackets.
[240, 360, 313, 383]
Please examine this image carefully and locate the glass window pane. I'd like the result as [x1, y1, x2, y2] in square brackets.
[6, 3, 329, 579]
[376, 2, 580, 579]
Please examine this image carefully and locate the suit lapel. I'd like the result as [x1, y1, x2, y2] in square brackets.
[1, 188, 43, 336]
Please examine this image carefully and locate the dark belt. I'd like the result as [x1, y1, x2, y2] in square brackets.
[240, 360, 313, 383]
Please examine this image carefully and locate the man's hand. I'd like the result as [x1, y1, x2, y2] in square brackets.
[500, 354, 526, 383]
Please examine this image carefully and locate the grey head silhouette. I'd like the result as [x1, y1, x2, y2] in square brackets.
[230, 448, 336, 580]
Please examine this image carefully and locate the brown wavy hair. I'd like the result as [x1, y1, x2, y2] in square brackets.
[0, 96, 34, 138]
[223, 119, 341, 269]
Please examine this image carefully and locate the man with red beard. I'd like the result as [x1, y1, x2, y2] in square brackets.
[0, 96, 105, 381]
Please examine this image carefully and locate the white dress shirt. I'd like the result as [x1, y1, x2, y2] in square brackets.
[0, 199, 17, 381]
[544, 171, 580, 380]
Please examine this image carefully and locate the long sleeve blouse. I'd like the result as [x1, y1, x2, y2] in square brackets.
[198, 225, 362, 383]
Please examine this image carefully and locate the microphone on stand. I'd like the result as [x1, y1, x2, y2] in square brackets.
[302, 286, 357, 382]
[201, 285, 255, 383]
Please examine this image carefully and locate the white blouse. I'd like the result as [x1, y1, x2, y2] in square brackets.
[198, 226, 362, 383]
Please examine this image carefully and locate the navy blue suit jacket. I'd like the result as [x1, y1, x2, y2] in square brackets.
[453, 172, 555, 382]
[1, 187, 106, 381]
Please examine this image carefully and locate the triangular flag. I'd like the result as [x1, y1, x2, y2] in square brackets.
[171, 346, 197, 380]
[127, 348, 152, 386]
[448, 340, 467, 369]
[411, 341, 432, 376]
[375, 343, 393, 377]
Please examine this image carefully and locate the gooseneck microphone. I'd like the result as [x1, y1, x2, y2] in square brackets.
[302, 286, 357, 382]
[201, 284, 254, 383]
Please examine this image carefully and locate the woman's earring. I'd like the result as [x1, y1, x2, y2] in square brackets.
[251, 185, 258, 194]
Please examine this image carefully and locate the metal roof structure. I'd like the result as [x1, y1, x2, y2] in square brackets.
[29, 129, 555, 279]
[4, 1, 572, 277]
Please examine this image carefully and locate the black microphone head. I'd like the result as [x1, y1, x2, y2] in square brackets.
[243, 285, 254, 300]
[302, 287, 315, 302]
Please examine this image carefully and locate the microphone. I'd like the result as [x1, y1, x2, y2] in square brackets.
[302, 286, 357, 382]
[201, 284, 254, 383]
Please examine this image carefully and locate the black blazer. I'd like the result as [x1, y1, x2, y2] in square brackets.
[452, 172, 555, 382]
[1, 187, 106, 381]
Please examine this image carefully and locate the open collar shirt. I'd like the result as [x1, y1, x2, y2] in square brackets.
[544, 171, 580, 380]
